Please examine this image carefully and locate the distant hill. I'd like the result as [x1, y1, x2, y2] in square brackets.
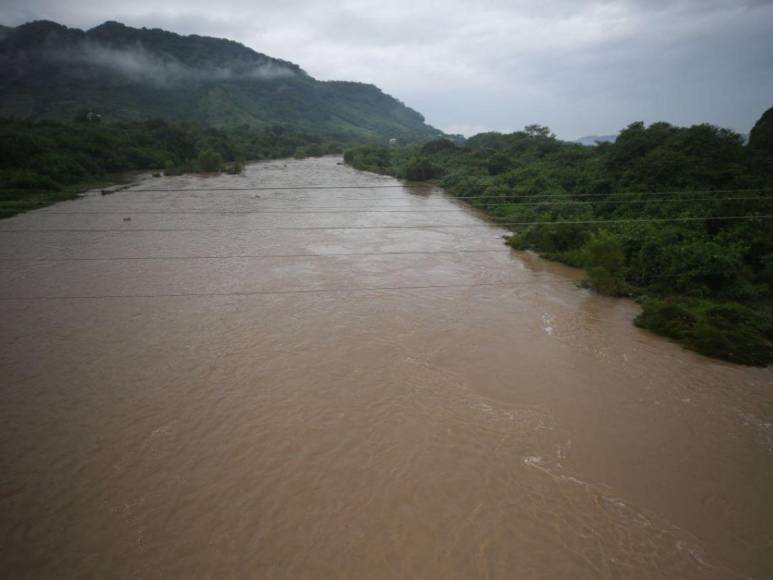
[749, 106, 773, 153]
[574, 134, 617, 146]
[0, 20, 442, 143]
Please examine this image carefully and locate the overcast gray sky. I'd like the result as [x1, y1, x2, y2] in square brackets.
[2, 0, 772, 139]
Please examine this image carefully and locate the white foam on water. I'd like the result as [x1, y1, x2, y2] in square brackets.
[736, 409, 773, 452]
[520, 454, 734, 575]
[523, 455, 543, 466]
[541, 312, 555, 336]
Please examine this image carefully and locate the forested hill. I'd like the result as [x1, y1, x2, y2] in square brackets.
[0, 20, 442, 143]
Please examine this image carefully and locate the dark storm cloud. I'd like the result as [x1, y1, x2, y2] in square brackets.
[1, 0, 772, 138]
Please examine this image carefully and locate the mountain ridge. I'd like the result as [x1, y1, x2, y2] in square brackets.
[0, 20, 442, 143]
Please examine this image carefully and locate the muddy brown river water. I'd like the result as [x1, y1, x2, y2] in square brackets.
[1, 156, 772, 579]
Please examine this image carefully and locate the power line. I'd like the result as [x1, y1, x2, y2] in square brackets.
[1, 214, 771, 233]
[4, 249, 766, 300]
[123, 185, 773, 198]
[35, 209, 470, 215]
[446, 188, 773, 201]
[33, 195, 773, 215]
[447, 192, 773, 203]
[1, 262, 732, 302]
[0, 249, 505, 263]
[127, 184, 433, 192]
[0, 281, 521, 302]
[92, 188, 773, 207]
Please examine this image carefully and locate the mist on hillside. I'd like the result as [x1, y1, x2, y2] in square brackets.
[52, 42, 296, 85]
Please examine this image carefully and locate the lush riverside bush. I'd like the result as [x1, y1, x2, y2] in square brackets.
[344, 110, 773, 365]
[197, 148, 225, 172]
[0, 118, 342, 217]
[634, 299, 773, 366]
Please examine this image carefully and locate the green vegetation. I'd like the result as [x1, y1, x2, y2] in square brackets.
[0, 21, 442, 143]
[197, 148, 225, 172]
[0, 118, 341, 218]
[344, 112, 773, 365]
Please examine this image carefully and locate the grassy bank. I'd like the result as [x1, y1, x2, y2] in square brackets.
[344, 115, 773, 365]
[0, 118, 342, 219]
[1, 183, 96, 218]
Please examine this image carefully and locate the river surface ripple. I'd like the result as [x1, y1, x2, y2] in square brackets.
[1, 156, 772, 578]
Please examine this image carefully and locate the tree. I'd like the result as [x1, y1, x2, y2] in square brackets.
[197, 148, 224, 172]
[749, 106, 773, 154]
[582, 230, 627, 296]
[524, 124, 553, 138]
[403, 157, 439, 181]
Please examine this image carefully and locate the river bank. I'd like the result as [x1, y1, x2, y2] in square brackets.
[0, 117, 343, 220]
[343, 136, 773, 366]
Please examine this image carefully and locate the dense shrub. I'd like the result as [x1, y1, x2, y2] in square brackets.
[581, 231, 627, 296]
[402, 157, 440, 181]
[197, 148, 225, 172]
[0, 118, 345, 218]
[635, 299, 772, 365]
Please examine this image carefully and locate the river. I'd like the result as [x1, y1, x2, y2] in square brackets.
[1, 156, 772, 578]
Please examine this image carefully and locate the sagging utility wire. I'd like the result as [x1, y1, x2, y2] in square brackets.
[0, 281, 519, 301]
[0, 249, 506, 263]
[2, 214, 772, 233]
[30, 194, 773, 215]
